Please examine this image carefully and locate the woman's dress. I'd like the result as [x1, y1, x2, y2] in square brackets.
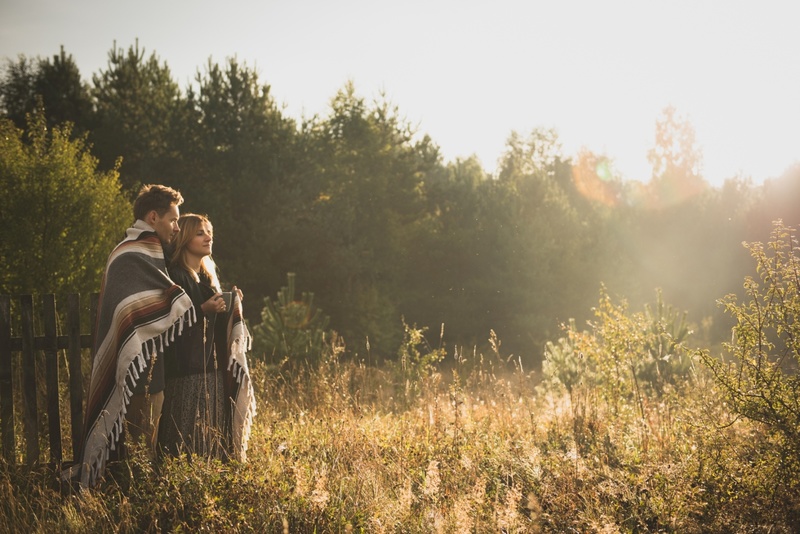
[158, 268, 230, 459]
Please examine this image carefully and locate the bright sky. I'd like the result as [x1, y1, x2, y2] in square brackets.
[1, 0, 798, 186]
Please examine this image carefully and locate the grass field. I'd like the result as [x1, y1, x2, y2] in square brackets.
[1, 313, 798, 533]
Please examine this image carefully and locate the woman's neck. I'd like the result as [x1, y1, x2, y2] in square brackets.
[186, 253, 203, 273]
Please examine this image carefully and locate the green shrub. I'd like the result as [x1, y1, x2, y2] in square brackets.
[541, 318, 588, 401]
[700, 220, 800, 461]
[387, 321, 446, 408]
[251, 272, 331, 366]
[541, 287, 695, 408]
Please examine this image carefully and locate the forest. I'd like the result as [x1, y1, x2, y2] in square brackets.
[2, 42, 800, 532]
[1, 43, 798, 365]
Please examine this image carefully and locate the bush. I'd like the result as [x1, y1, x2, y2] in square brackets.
[700, 220, 800, 466]
[0, 103, 129, 296]
[541, 287, 695, 409]
[251, 272, 331, 367]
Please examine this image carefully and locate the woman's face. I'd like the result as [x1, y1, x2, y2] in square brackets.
[185, 220, 213, 259]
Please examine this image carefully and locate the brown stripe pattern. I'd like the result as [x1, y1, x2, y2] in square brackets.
[75, 225, 193, 487]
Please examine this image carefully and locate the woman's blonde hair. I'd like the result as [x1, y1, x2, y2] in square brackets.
[170, 213, 221, 292]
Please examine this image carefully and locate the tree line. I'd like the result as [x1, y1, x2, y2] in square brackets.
[2, 42, 799, 364]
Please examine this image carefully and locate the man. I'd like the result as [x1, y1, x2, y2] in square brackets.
[124, 185, 182, 453]
[76, 184, 194, 487]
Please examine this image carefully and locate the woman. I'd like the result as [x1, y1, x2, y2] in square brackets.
[158, 213, 255, 461]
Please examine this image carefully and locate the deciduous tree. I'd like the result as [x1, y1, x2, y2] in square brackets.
[647, 105, 706, 207]
[0, 105, 129, 296]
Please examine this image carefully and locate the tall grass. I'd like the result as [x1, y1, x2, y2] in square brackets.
[2, 315, 798, 532]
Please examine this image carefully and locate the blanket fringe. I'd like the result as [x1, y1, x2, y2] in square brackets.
[225, 309, 256, 460]
[81, 310, 196, 487]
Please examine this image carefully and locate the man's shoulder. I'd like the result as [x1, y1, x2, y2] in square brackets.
[104, 225, 166, 274]
[110, 232, 162, 259]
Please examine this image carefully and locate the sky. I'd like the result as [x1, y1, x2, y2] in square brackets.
[1, 0, 798, 187]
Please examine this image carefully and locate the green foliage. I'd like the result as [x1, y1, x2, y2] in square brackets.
[251, 273, 330, 365]
[489, 127, 601, 352]
[0, 55, 36, 124]
[646, 105, 706, 207]
[0, 47, 92, 134]
[701, 220, 800, 455]
[0, 105, 129, 296]
[640, 288, 694, 391]
[279, 82, 439, 356]
[178, 58, 298, 312]
[3, 41, 800, 367]
[541, 318, 586, 399]
[387, 321, 446, 407]
[541, 288, 695, 408]
[90, 41, 186, 191]
[32, 47, 93, 134]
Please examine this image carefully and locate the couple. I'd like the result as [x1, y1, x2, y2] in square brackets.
[76, 185, 256, 488]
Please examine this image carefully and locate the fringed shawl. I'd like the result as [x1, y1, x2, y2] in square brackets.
[76, 222, 194, 487]
[224, 291, 256, 461]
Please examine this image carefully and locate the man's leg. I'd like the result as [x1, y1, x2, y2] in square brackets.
[126, 391, 164, 457]
[149, 391, 164, 452]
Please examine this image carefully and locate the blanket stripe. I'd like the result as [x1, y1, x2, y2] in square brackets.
[76, 224, 194, 487]
[225, 292, 256, 461]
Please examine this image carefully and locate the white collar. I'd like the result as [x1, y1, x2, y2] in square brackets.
[133, 219, 156, 232]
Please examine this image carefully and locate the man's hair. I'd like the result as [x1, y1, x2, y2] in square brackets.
[132, 184, 184, 221]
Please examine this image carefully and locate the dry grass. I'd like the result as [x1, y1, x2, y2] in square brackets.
[1, 343, 798, 533]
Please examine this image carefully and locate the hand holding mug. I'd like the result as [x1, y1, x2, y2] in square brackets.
[201, 293, 228, 315]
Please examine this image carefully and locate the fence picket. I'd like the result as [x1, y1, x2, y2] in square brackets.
[43, 295, 62, 464]
[67, 294, 84, 463]
[0, 294, 97, 467]
[0, 296, 13, 464]
[20, 295, 39, 465]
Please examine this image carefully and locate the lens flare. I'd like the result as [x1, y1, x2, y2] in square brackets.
[571, 152, 620, 207]
[596, 159, 613, 182]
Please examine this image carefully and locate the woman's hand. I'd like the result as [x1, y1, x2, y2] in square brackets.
[232, 285, 243, 302]
[201, 293, 227, 315]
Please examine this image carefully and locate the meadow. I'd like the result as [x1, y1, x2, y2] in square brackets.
[0, 325, 796, 532]
[2, 224, 800, 533]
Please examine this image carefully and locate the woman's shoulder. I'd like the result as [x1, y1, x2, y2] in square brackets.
[197, 271, 218, 296]
[168, 265, 195, 286]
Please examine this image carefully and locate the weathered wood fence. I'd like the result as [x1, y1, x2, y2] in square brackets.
[0, 293, 98, 467]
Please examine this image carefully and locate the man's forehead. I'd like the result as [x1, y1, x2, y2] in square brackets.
[158, 204, 180, 219]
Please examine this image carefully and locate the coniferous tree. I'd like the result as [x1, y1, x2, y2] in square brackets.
[184, 58, 298, 305]
[290, 83, 442, 356]
[0, 55, 37, 126]
[0, 47, 91, 134]
[91, 41, 186, 192]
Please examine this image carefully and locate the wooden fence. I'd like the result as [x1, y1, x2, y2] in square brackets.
[0, 293, 98, 467]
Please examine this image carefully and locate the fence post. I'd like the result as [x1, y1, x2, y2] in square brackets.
[20, 295, 39, 465]
[43, 294, 62, 465]
[67, 294, 84, 463]
[0, 296, 14, 464]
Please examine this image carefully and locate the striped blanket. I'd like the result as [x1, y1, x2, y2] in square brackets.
[224, 291, 256, 461]
[77, 222, 194, 487]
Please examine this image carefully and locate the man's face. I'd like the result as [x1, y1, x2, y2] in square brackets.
[150, 204, 180, 245]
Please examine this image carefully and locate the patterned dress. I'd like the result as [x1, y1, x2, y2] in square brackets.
[158, 268, 230, 459]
